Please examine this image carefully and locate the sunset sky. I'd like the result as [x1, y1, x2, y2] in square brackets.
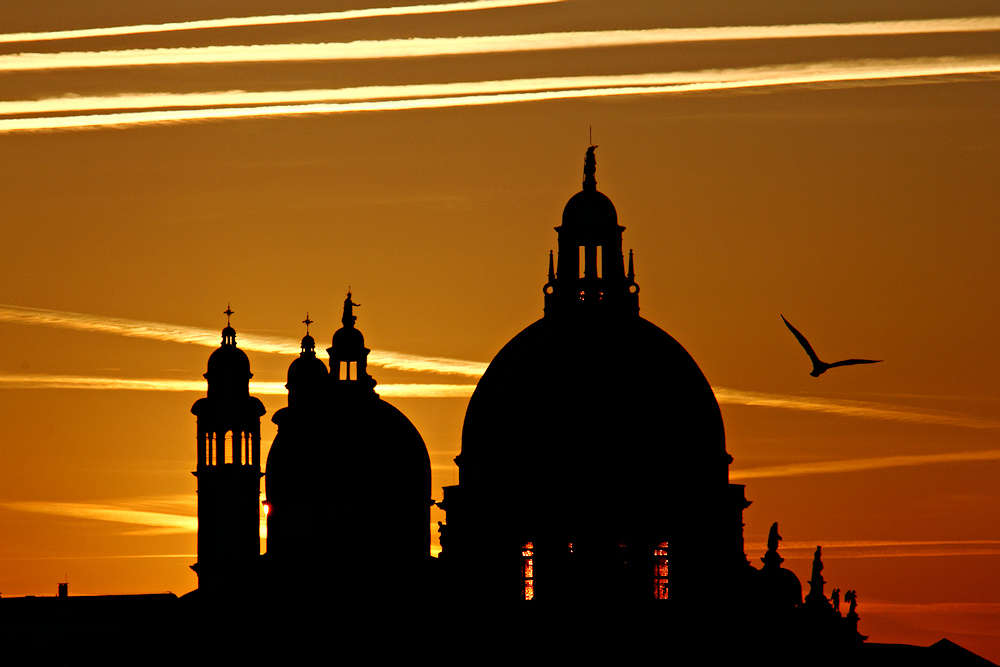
[1, 0, 999, 657]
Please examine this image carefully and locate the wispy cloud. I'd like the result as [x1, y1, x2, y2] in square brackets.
[0, 0, 563, 45]
[732, 450, 1000, 481]
[2, 303, 996, 415]
[716, 386, 1000, 430]
[2, 17, 999, 72]
[0, 304, 487, 377]
[2, 56, 998, 133]
[3, 497, 198, 535]
[3, 57, 997, 118]
[0, 373, 477, 398]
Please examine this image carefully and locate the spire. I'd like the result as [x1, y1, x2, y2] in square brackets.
[548, 250, 556, 283]
[583, 145, 597, 191]
[627, 249, 635, 282]
[221, 304, 236, 346]
[300, 313, 316, 357]
[342, 291, 360, 328]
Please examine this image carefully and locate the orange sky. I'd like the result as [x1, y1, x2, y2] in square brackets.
[1, 0, 999, 658]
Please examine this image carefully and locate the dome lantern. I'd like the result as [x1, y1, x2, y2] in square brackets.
[545, 147, 639, 318]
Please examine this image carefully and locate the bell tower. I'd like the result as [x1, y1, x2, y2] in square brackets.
[191, 306, 266, 594]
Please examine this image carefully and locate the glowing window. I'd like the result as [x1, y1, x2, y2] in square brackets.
[522, 542, 534, 601]
[653, 541, 669, 600]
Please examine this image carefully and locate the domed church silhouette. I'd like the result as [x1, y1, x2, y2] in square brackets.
[178, 150, 991, 662]
[440, 146, 749, 607]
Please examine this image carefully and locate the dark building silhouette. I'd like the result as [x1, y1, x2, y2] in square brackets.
[440, 147, 750, 609]
[187, 295, 433, 602]
[190, 308, 265, 594]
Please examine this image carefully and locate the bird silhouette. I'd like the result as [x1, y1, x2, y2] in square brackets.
[781, 315, 882, 377]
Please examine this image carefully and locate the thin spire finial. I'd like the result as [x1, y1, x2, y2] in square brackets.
[224, 303, 234, 324]
[303, 312, 313, 334]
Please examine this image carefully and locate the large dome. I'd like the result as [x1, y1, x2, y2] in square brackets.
[460, 313, 728, 526]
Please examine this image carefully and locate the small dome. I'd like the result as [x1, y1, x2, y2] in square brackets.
[561, 188, 619, 232]
[287, 354, 328, 388]
[757, 565, 804, 610]
[331, 325, 365, 353]
[206, 343, 251, 379]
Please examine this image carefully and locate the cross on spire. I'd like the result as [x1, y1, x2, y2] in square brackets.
[303, 312, 313, 334]
[224, 303, 234, 324]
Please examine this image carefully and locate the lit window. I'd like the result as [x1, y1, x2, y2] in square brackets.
[653, 541, 669, 600]
[522, 542, 534, 601]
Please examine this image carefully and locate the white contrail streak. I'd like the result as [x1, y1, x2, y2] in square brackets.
[0, 0, 564, 44]
[0, 373, 478, 397]
[3, 57, 996, 118]
[715, 386, 1000, 430]
[3, 499, 198, 534]
[1, 304, 996, 420]
[731, 449, 1000, 481]
[2, 16, 999, 72]
[0, 304, 487, 377]
[2, 56, 999, 133]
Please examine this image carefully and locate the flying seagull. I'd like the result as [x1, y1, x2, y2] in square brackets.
[781, 315, 882, 377]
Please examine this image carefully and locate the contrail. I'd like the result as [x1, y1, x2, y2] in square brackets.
[2, 304, 997, 422]
[2, 16, 999, 72]
[2, 56, 999, 133]
[715, 386, 1000, 430]
[3, 57, 996, 118]
[0, 0, 564, 44]
[0, 304, 487, 377]
[731, 449, 1000, 481]
[0, 373, 478, 397]
[3, 498, 198, 535]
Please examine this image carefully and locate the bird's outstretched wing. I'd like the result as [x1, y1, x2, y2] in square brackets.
[828, 358, 882, 368]
[781, 315, 821, 365]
